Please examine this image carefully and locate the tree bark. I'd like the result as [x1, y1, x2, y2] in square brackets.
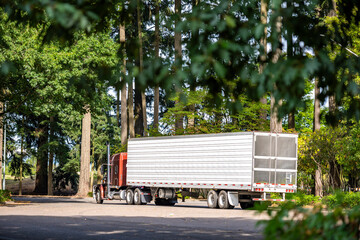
[313, 77, 323, 197]
[287, 15, 295, 131]
[116, 88, 120, 127]
[327, 0, 341, 189]
[77, 106, 91, 197]
[315, 163, 323, 197]
[134, 87, 144, 136]
[47, 116, 54, 195]
[270, 11, 282, 133]
[34, 117, 48, 194]
[19, 121, 24, 196]
[270, 96, 282, 132]
[128, 81, 135, 138]
[138, 0, 147, 136]
[134, 0, 147, 137]
[259, 0, 268, 120]
[0, 101, 3, 190]
[153, 0, 160, 131]
[187, 0, 199, 129]
[288, 112, 295, 130]
[313, 78, 321, 131]
[174, 0, 183, 134]
[120, 24, 128, 146]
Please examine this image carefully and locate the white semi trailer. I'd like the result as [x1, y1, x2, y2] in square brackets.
[93, 132, 298, 209]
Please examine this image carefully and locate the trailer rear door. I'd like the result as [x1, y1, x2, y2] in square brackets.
[252, 133, 298, 192]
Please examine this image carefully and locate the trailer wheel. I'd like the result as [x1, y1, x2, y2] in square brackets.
[134, 188, 145, 205]
[207, 190, 219, 208]
[218, 190, 230, 209]
[126, 189, 134, 205]
[95, 190, 103, 204]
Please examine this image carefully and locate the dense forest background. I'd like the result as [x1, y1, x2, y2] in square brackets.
[0, 0, 359, 198]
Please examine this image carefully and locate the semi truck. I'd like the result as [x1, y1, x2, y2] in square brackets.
[93, 131, 298, 209]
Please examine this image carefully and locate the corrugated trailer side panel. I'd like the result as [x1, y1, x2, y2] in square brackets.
[127, 132, 254, 190]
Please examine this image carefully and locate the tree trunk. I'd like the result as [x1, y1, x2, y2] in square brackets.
[134, 0, 147, 137]
[259, 0, 268, 120]
[47, 116, 54, 195]
[313, 78, 321, 131]
[116, 88, 120, 127]
[270, 11, 283, 133]
[90, 144, 95, 190]
[134, 87, 144, 136]
[174, 0, 183, 134]
[141, 92, 147, 135]
[120, 24, 128, 147]
[77, 106, 91, 197]
[187, 0, 199, 129]
[315, 163, 323, 197]
[153, 0, 160, 131]
[34, 117, 48, 194]
[0, 101, 3, 190]
[137, 0, 147, 136]
[313, 77, 323, 197]
[19, 121, 24, 196]
[287, 16, 295, 131]
[270, 96, 282, 132]
[128, 81, 135, 138]
[288, 112, 295, 130]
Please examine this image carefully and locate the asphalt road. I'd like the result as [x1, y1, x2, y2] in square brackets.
[0, 196, 268, 240]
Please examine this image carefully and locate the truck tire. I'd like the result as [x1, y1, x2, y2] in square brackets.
[218, 190, 230, 209]
[207, 190, 219, 208]
[126, 189, 134, 205]
[134, 188, 145, 205]
[95, 190, 103, 204]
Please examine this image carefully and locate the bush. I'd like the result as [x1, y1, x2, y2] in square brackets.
[322, 191, 360, 209]
[258, 203, 360, 240]
[0, 190, 12, 203]
[285, 192, 321, 206]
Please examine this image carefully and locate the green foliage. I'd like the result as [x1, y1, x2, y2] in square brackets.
[9, 156, 34, 180]
[161, 89, 269, 135]
[298, 121, 360, 191]
[258, 203, 360, 240]
[322, 191, 360, 209]
[53, 159, 79, 192]
[0, 190, 12, 203]
[0, 0, 120, 41]
[286, 192, 321, 207]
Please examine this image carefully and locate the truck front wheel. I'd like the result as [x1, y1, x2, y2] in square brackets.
[95, 190, 103, 204]
[126, 189, 134, 205]
[207, 190, 218, 208]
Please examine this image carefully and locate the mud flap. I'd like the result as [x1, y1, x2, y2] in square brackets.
[141, 192, 153, 203]
[228, 191, 239, 206]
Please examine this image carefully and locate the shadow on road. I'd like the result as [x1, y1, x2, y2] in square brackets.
[0, 215, 263, 240]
